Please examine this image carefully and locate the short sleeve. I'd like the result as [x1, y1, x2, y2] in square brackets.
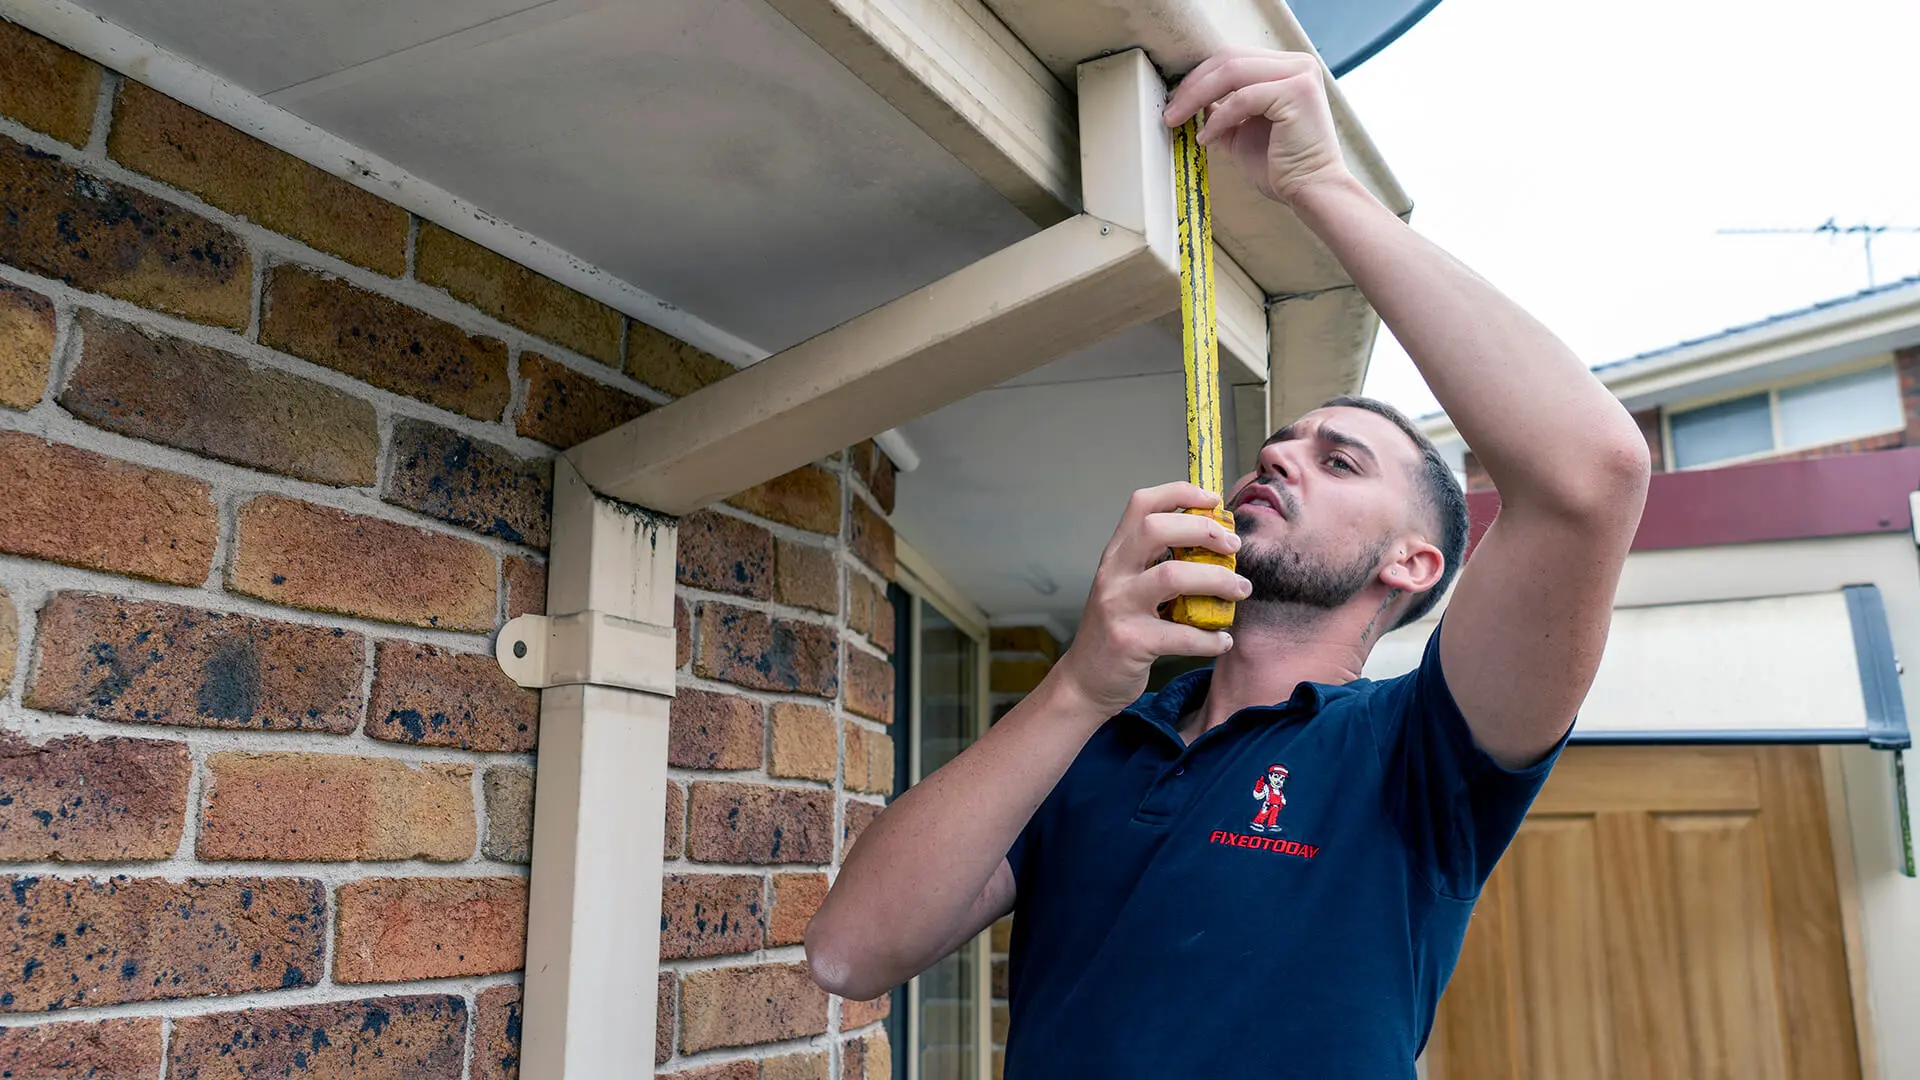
[1370, 622, 1568, 899]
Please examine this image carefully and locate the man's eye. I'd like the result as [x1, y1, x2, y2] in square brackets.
[1325, 455, 1355, 473]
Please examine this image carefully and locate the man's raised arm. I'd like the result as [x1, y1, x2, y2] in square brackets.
[1167, 50, 1651, 767]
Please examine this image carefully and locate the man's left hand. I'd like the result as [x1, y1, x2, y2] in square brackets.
[1162, 47, 1349, 206]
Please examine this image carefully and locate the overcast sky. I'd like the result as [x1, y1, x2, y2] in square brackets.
[1339, 0, 1920, 418]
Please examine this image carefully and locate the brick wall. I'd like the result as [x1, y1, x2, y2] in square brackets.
[0, 19, 895, 1080]
[983, 624, 1062, 1080]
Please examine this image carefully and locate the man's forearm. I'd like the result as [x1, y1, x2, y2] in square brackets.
[1288, 176, 1648, 509]
[806, 668, 1111, 999]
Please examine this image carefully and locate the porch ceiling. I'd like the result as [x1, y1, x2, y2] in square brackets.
[57, 0, 1400, 629]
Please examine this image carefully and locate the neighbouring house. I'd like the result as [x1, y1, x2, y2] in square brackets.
[0, 2, 1433, 1078]
[1384, 276, 1920, 1079]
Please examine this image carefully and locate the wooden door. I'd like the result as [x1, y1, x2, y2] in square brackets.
[1428, 746, 1862, 1080]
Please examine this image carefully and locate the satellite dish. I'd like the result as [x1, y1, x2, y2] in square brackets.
[1290, 0, 1444, 76]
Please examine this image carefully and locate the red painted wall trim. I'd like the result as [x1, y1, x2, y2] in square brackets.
[1465, 444, 1920, 554]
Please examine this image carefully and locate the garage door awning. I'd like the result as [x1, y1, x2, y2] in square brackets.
[1363, 585, 1912, 750]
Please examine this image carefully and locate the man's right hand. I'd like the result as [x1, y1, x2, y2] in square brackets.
[1054, 482, 1249, 715]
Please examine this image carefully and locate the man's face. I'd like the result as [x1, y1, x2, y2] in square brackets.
[1223, 406, 1424, 612]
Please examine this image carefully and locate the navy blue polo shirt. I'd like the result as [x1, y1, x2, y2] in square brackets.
[1003, 626, 1562, 1078]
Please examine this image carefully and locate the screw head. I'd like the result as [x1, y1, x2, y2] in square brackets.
[513, 640, 528, 659]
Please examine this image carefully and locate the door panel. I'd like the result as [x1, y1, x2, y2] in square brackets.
[1430, 746, 1861, 1080]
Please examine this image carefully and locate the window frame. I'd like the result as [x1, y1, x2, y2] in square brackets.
[892, 539, 994, 1080]
[1661, 355, 1905, 471]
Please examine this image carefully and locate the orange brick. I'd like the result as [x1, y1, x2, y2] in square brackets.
[199, 752, 474, 862]
[334, 877, 527, 983]
[845, 648, 894, 725]
[0, 431, 215, 586]
[675, 595, 693, 668]
[696, 601, 837, 697]
[848, 496, 895, 580]
[660, 874, 765, 960]
[230, 495, 496, 632]
[0, 281, 54, 410]
[668, 687, 765, 770]
[109, 81, 407, 275]
[0, 733, 190, 860]
[26, 591, 365, 732]
[841, 1031, 892, 1080]
[417, 222, 623, 365]
[0, 136, 250, 327]
[764, 1051, 832, 1080]
[0, 20, 102, 146]
[849, 440, 897, 514]
[0, 875, 324, 1010]
[169, 995, 467, 1079]
[776, 539, 837, 614]
[769, 701, 836, 783]
[516, 350, 651, 449]
[687, 782, 832, 865]
[678, 962, 828, 1053]
[665, 781, 685, 859]
[474, 984, 524, 1080]
[0, 1017, 160, 1078]
[367, 640, 540, 752]
[845, 726, 894, 796]
[260, 264, 509, 420]
[505, 555, 548, 619]
[726, 465, 841, 535]
[624, 318, 734, 396]
[63, 312, 379, 486]
[841, 994, 891, 1031]
[0, 584, 13, 701]
[661, 1063, 756, 1080]
[769, 872, 826, 947]
[384, 418, 552, 546]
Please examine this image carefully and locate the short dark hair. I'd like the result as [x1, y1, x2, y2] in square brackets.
[1319, 394, 1468, 630]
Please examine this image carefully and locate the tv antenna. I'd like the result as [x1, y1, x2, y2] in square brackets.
[1717, 218, 1920, 289]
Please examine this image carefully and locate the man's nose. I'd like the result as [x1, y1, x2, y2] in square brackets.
[1257, 441, 1298, 483]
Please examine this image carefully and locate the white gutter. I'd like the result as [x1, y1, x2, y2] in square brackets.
[1420, 280, 1920, 448]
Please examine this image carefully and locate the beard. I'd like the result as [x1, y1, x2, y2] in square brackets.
[1232, 510, 1389, 610]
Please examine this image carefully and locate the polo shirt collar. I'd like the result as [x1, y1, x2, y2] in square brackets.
[1120, 666, 1332, 741]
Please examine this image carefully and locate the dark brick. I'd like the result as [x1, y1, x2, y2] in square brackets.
[505, 556, 547, 620]
[675, 596, 692, 669]
[0, 875, 325, 1011]
[848, 496, 895, 580]
[0, 431, 216, 586]
[109, 81, 408, 275]
[0, 733, 190, 860]
[843, 799, 882, 853]
[695, 601, 837, 698]
[0, 1016, 160, 1078]
[624, 319, 734, 397]
[0, 135, 250, 327]
[230, 495, 497, 632]
[0, 281, 55, 410]
[726, 465, 841, 535]
[658, 972, 675, 1066]
[665, 782, 685, 859]
[63, 312, 379, 486]
[384, 417, 551, 546]
[0, 20, 103, 147]
[417, 223, 622, 365]
[677, 510, 772, 600]
[669, 687, 765, 770]
[367, 640, 539, 752]
[334, 877, 527, 983]
[260, 264, 510, 421]
[850, 440, 897, 514]
[474, 984, 523, 1080]
[659, 874, 764, 960]
[25, 591, 365, 732]
[483, 766, 534, 864]
[687, 782, 833, 865]
[846, 648, 894, 725]
[168, 995, 467, 1080]
[516, 351, 650, 449]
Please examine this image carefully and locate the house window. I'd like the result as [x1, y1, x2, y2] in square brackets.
[1667, 361, 1904, 469]
[888, 558, 993, 1080]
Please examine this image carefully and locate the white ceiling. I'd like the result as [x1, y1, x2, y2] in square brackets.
[79, 0, 1252, 625]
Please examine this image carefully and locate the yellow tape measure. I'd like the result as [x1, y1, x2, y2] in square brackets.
[1166, 115, 1237, 632]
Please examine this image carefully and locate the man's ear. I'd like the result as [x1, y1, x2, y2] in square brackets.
[1378, 537, 1444, 596]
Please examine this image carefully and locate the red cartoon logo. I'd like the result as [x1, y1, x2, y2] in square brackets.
[1250, 763, 1288, 833]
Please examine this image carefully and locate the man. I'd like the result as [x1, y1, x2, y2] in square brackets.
[806, 46, 1650, 1077]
